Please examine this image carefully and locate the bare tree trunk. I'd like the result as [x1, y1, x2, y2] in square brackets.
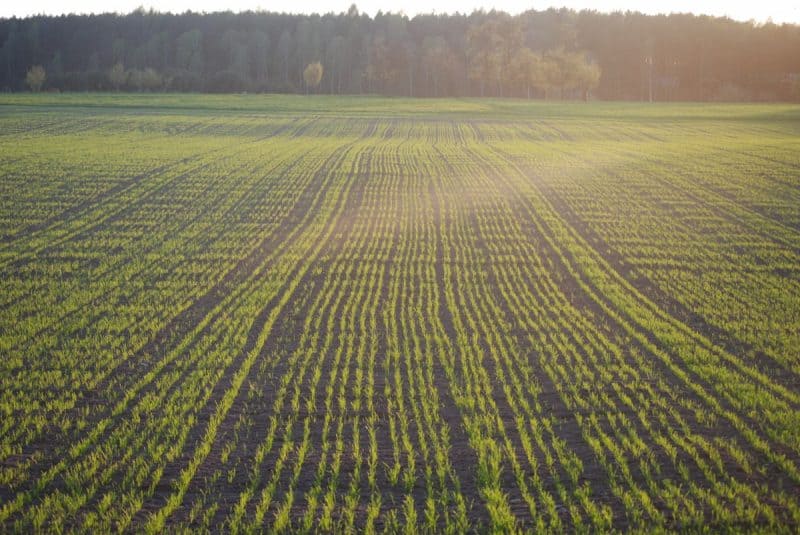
[464, 53, 469, 96]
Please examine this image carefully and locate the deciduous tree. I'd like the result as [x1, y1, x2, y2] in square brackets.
[303, 61, 323, 94]
[25, 65, 45, 91]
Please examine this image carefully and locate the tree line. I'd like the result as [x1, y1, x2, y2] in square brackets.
[2, 5, 799, 100]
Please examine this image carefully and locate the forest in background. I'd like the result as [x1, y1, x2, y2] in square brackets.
[2, 5, 799, 101]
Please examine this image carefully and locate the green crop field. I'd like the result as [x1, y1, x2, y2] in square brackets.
[1, 94, 799, 533]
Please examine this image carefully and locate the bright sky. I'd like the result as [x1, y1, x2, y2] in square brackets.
[2, 0, 798, 24]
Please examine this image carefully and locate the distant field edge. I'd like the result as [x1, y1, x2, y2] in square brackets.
[1, 93, 799, 122]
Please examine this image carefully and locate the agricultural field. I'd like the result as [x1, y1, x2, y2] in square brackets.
[0, 94, 799, 533]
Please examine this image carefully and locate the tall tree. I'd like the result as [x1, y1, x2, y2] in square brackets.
[176, 29, 203, 74]
[277, 29, 292, 89]
[467, 20, 501, 97]
[421, 36, 452, 97]
[249, 30, 270, 88]
[534, 53, 560, 100]
[326, 35, 346, 94]
[108, 62, 127, 90]
[510, 47, 539, 98]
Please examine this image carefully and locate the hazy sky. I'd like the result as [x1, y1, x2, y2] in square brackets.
[2, 0, 798, 24]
